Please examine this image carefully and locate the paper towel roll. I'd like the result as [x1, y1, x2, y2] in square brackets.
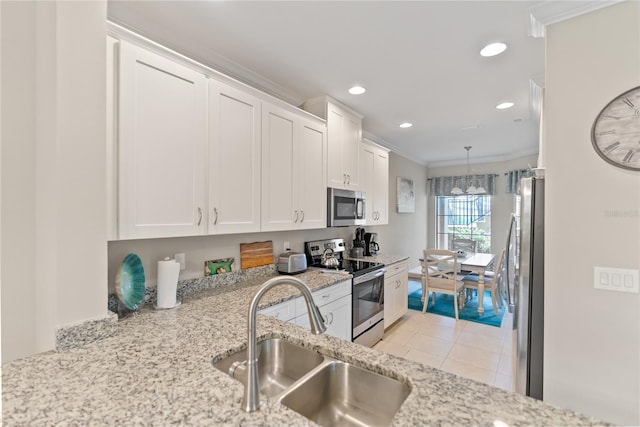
[157, 257, 180, 308]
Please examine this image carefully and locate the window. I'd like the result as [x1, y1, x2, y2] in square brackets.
[435, 195, 491, 253]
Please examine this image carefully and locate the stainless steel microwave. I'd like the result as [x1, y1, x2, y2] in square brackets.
[327, 188, 366, 227]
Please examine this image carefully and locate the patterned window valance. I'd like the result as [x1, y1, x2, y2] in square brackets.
[429, 174, 496, 196]
[506, 169, 534, 194]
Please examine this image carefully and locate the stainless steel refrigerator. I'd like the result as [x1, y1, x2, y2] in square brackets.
[514, 176, 545, 400]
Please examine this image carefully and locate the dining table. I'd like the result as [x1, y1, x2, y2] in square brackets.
[458, 252, 496, 315]
[419, 251, 497, 315]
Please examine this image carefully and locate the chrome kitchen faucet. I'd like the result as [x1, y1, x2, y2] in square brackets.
[242, 276, 326, 412]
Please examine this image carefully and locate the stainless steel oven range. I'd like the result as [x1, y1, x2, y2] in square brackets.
[305, 238, 386, 347]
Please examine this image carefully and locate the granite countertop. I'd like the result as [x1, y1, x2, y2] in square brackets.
[3, 269, 606, 426]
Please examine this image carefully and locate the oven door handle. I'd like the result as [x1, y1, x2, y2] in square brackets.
[353, 268, 386, 285]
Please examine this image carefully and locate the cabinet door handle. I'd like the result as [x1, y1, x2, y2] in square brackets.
[347, 174, 351, 184]
[197, 207, 203, 226]
[213, 208, 219, 225]
[324, 312, 334, 325]
[322, 293, 331, 299]
[343, 173, 347, 184]
[300, 210, 304, 223]
[294, 210, 299, 223]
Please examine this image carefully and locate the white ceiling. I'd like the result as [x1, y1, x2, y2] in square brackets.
[108, 1, 547, 167]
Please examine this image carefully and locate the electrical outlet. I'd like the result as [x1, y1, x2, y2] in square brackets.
[284, 242, 290, 252]
[175, 253, 186, 271]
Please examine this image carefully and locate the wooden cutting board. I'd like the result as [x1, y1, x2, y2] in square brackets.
[240, 241, 274, 269]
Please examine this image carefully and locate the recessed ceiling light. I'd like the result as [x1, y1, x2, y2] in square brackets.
[480, 42, 507, 57]
[348, 85, 366, 95]
[496, 102, 514, 110]
[399, 122, 413, 128]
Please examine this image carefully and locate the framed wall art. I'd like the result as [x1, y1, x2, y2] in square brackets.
[396, 177, 415, 213]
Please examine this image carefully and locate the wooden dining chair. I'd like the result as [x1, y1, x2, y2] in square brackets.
[451, 238, 477, 276]
[462, 249, 505, 315]
[422, 249, 466, 320]
[451, 238, 477, 253]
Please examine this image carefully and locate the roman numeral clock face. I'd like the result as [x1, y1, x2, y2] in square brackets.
[591, 86, 640, 171]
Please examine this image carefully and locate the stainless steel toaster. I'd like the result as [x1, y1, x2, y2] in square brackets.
[277, 252, 307, 274]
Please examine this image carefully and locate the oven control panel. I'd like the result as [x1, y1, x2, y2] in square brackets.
[305, 238, 346, 258]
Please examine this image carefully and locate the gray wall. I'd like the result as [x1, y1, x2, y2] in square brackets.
[543, 2, 640, 424]
[108, 151, 429, 290]
[1, 1, 108, 363]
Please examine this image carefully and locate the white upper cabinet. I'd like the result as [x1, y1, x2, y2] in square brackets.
[303, 97, 362, 190]
[261, 103, 297, 231]
[297, 117, 328, 229]
[109, 34, 332, 239]
[208, 80, 261, 234]
[360, 139, 389, 225]
[261, 102, 327, 231]
[118, 41, 207, 239]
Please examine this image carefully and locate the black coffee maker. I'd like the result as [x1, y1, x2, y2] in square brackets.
[364, 232, 379, 256]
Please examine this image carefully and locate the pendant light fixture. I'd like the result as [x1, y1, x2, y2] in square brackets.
[464, 146, 478, 194]
[451, 146, 486, 195]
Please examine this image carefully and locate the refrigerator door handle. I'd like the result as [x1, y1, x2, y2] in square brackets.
[504, 213, 517, 313]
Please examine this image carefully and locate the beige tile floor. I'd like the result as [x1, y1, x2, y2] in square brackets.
[374, 290, 516, 391]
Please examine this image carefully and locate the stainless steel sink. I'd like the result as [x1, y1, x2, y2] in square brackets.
[213, 338, 324, 398]
[279, 361, 411, 427]
[214, 338, 411, 426]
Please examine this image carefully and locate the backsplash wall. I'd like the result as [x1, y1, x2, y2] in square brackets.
[108, 228, 353, 292]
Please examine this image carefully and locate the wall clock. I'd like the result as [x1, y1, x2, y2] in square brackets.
[591, 85, 640, 171]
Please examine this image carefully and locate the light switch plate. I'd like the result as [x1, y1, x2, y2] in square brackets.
[594, 267, 639, 293]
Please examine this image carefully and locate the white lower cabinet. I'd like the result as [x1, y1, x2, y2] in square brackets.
[295, 295, 351, 342]
[258, 298, 296, 322]
[259, 279, 352, 342]
[384, 260, 409, 329]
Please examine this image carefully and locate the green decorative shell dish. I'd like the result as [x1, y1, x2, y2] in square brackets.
[115, 253, 146, 310]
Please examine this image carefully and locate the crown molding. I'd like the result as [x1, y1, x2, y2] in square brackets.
[362, 129, 540, 169]
[426, 148, 540, 169]
[107, 20, 306, 107]
[528, 1, 624, 38]
[361, 131, 428, 165]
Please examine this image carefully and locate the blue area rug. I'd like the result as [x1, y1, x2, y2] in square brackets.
[407, 279, 505, 327]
